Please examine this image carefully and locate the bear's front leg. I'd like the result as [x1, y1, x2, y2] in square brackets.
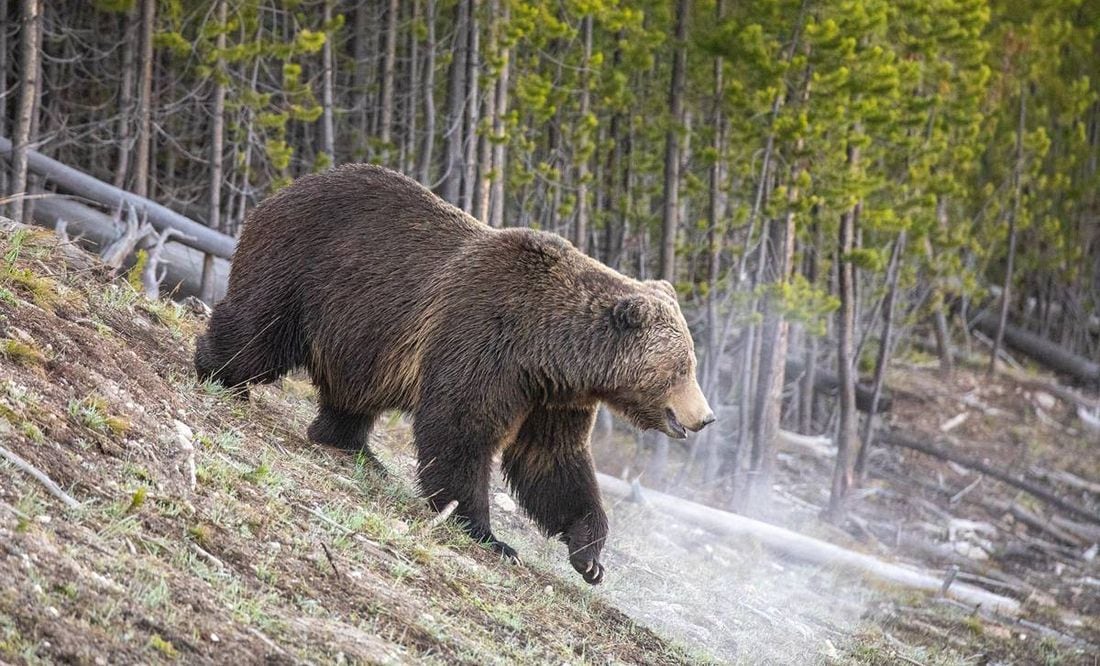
[503, 405, 608, 584]
[413, 405, 520, 564]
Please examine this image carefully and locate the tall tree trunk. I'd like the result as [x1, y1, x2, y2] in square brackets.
[854, 230, 906, 479]
[113, 3, 138, 189]
[8, 0, 41, 224]
[405, 0, 421, 175]
[747, 130, 803, 509]
[461, 0, 480, 213]
[379, 0, 399, 151]
[659, 0, 689, 283]
[0, 0, 8, 198]
[991, 83, 1027, 375]
[474, 0, 498, 223]
[703, 0, 726, 401]
[488, 1, 510, 228]
[828, 138, 862, 521]
[441, 0, 468, 203]
[573, 13, 594, 254]
[418, 0, 437, 185]
[132, 0, 156, 199]
[320, 0, 336, 161]
[799, 220, 820, 434]
[928, 199, 955, 375]
[353, 3, 371, 153]
[201, 0, 228, 304]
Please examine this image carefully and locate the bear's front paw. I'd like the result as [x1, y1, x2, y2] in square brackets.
[562, 515, 608, 585]
[570, 556, 604, 585]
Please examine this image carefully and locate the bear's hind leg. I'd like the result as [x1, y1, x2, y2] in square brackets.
[308, 405, 387, 474]
[413, 409, 519, 564]
[503, 405, 607, 584]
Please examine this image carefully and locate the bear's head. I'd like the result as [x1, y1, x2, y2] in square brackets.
[602, 279, 715, 439]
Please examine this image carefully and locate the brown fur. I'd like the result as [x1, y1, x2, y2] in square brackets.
[195, 164, 711, 583]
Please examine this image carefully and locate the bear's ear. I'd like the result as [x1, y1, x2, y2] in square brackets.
[645, 279, 677, 302]
[610, 295, 654, 330]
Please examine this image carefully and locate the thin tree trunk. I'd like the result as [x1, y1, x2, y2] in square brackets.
[659, 0, 690, 283]
[828, 136, 861, 521]
[8, 0, 41, 224]
[473, 0, 498, 222]
[991, 83, 1027, 375]
[405, 0, 421, 175]
[854, 230, 906, 479]
[0, 0, 8, 198]
[441, 0, 468, 203]
[201, 0, 228, 304]
[488, 1, 510, 228]
[573, 13, 594, 253]
[320, 0, 336, 161]
[353, 3, 371, 152]
[461, 0, 480, 213]
[799, 220, 820, 434]
[703, 0, 726, 399]
[113, 3, 138, 189]
[132, 0, 156, 199]
[379, 0, 399, 150]
[928, 199, 955, 375]
[418, 0, 437, 185]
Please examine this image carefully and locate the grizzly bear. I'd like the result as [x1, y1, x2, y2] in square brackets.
[195, 164, 714, 584]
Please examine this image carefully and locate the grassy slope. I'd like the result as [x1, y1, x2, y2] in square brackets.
[0, 222, 707, 665]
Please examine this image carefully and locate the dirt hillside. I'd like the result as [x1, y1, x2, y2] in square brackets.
[0, 221, 710, 665]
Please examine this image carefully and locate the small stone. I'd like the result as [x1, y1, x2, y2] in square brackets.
[1034, 391, 1056, 410]
[544, 585, 553, 596]
[46, 606, 60, 618]
[493, 492, 517, 513]
[173, 420, 194, 451]
[209, 633, 220, 643]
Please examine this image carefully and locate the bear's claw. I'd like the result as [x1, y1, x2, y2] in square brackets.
[489, 539, 522, 566]
[571, 558, 604, 585]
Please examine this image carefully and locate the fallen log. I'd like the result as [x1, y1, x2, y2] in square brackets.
[597, 472, 1021, 615]
[784, 358, 892, 413]
[30, 195, 228, 300]
[971, 310, 1100, 386]
[0, 135, 236, 259]
[878, 429, 1100, 527]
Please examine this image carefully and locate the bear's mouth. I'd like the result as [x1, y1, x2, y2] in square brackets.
[664, 408, 687, 439]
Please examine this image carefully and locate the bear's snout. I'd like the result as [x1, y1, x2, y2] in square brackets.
[665, 376, 715, 437]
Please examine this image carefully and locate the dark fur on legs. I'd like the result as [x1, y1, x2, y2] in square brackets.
[502, 405, 607, 583]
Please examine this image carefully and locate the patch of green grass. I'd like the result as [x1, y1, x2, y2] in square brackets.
[0, 338, 46, 366]
[67, 394, 130, 436]
[127, 486, 148, 513]
[4, 268, 59, 309]
[242, 461, 272, 485]
[140, 299, 185, 336]
[0, 287, 16, 306]
[188, 523, 214, 549]
[98, 283, 141, 310]
[148, 633, 178, 659]
[3, 228, 29, 268]
[126, 250, 148, 293]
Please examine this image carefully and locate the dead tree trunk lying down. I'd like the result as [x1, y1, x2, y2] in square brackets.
[31, 195, 229, 301]
[971, 310, 1100, 386]
[784, 358, 892, 414]
[878, 429, 1100, 527]
[0, 135, 236, 259]
[596, 473, 1021, 615]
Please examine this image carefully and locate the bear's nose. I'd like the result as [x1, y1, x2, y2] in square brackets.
[697, 412, 716, 429]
